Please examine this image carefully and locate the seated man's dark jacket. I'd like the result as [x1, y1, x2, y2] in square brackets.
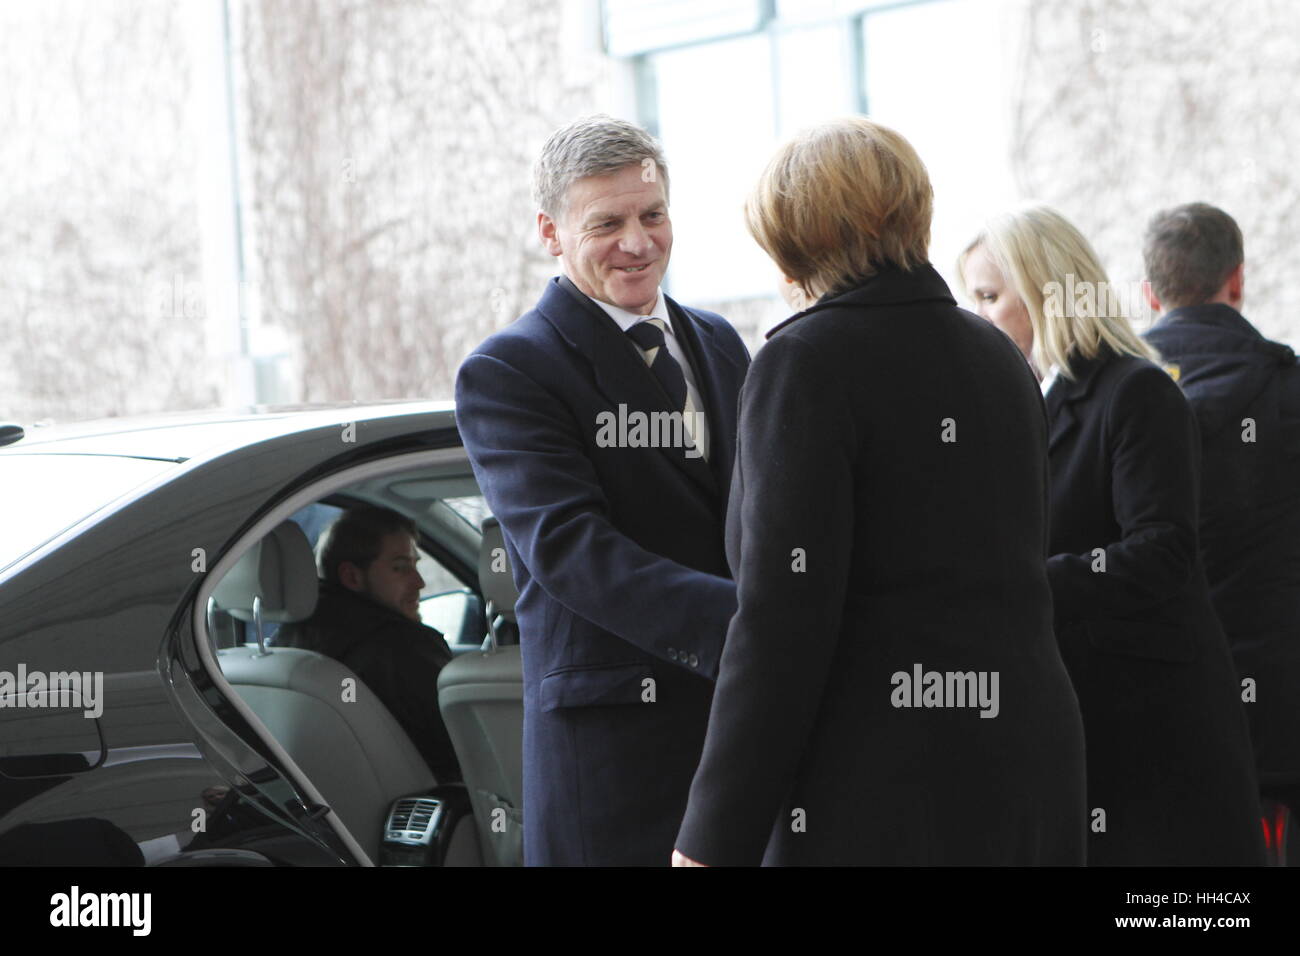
[1146, 303, 1300, 778]
[270, 582, 461, 782]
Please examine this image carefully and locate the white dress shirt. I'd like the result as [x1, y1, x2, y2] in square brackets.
[590, 289, 710, 460]
[1040, 364, 1061, 398]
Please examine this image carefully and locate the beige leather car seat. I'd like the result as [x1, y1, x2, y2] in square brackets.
[436, 516, 524, 866]
[212, 520, 436, 863]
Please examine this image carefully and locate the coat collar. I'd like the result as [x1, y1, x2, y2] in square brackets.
[1153, 303, 1260, 339]
[1148, 303, 1295, 364]
[1145, 303, 1296, 437]
[313, 581, 430, 641]
[536, 276, 723, 496]
[1047, 346, 1112, 404]
[541, 275, 726, 353]
[1044, 345, 1117, 453]
[765, 262, 956, 339]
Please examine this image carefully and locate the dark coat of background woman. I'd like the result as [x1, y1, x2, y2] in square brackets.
[1044, 344, 1264, 865]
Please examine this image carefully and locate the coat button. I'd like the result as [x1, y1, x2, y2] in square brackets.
[667, 648, 678, 661]
[688, 653, 699, 668]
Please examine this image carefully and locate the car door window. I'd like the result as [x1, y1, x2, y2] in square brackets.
[277, 498, 485, 647]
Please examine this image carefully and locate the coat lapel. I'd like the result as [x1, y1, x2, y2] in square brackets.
[538, 277, 718, 496]
[1044, 380, 1079, 454]
[1046, 351, 1108, 453]
[665, 296, 743, 498]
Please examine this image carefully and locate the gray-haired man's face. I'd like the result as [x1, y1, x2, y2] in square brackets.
[538, 163, 672, 315]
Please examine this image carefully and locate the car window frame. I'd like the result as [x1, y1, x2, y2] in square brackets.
[187, 446, 476, 867]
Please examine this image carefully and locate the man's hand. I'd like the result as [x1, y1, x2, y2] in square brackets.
[671, 849, 707, 867]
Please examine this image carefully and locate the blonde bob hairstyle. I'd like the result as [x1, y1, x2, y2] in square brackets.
[957, 204, 1158, 379]
[745, 116, 933, 299]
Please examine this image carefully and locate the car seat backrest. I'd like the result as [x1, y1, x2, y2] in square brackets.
[213, 520, 318, 633]
[476, 516, 519, 648]
[436, 515, 524, 865]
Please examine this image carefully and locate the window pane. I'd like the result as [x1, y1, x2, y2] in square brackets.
[778, 0, 914, 21]
[861, 0, 1020, 287]
[605, 0, 766, 56]
[775, 23, 855, 136]
[652, 33, 777, 302]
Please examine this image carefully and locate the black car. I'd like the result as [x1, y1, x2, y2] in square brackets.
[0, 403, 523, 866]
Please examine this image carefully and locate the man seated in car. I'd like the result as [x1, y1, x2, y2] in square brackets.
[270, 506, 462, 783]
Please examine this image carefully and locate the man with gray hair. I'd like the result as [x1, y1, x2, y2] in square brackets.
[1143, 203, 1300, 858]
[455, 115, 750, 865]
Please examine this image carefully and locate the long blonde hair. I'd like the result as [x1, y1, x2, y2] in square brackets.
[958, 204, 1158, 378]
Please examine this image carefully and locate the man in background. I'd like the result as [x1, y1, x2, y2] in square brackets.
[271, 505, 461, 783]
[1143, 203, 1300, 849]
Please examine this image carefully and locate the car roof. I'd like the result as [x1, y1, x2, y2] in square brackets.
[1, 401, 457, 461]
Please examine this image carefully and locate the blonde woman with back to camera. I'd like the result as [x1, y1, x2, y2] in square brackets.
[959, 203, 1264, 866]
[672, 119, 1087, 866]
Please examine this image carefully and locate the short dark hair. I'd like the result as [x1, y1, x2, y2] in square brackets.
[1143, 202, 1244, 309]
[317, 506, 417, 586]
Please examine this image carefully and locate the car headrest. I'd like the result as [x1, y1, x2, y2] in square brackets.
[477, 516, 518, 623]
[213, 520, 319, 624]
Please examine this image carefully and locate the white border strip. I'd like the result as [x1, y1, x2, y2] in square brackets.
[189, 447, 471, 867]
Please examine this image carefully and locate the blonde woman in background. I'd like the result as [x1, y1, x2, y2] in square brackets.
[960, 204, 1264, 866]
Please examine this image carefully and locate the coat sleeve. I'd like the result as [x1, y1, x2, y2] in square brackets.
[674, 333, 856, 865]
[454, 349, 737, 678]
[1047, 364, 1199, 620]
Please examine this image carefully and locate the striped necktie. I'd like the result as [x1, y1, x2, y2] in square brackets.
[626, 318, 688, 415]
[626, 317, 704, 456]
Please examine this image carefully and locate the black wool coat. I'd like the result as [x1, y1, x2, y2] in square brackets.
[271, 582, 462, 783]
[1043, 345, 1264, 865]
[1145, 305, 1300, 782]
[675, 264, 1087, 866]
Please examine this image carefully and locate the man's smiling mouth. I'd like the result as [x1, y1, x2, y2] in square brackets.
[618, 264, 651, 273]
